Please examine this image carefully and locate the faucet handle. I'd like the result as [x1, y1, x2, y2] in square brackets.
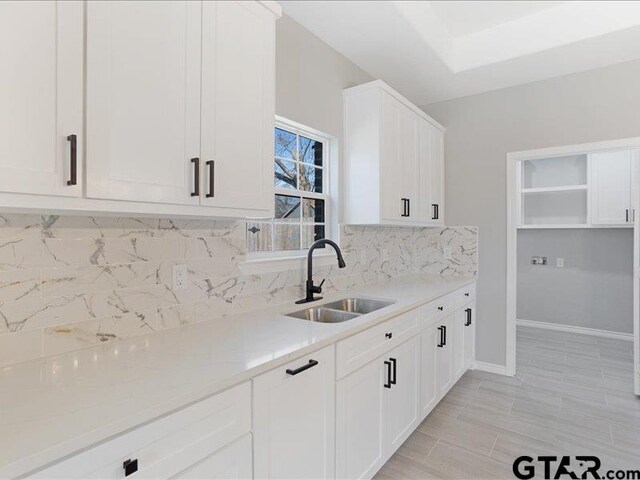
[310, 278, 325, 295]
[318, 279, 325, 288]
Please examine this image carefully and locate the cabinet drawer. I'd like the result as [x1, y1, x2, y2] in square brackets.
[452, 283, 476, 308]
[32, 383, 251, 479]
[336, 310, 419, 379]
[419, 294, 454, 328]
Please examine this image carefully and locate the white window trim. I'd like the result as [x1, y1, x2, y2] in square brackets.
[241, 116, 339, 274]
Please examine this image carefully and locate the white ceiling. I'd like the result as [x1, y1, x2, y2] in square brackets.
[280, 1, 640, 105]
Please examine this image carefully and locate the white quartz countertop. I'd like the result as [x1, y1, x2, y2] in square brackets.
[0, 273, 475, 478]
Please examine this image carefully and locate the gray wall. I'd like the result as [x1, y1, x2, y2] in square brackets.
[423, 58, 640, 366]
[517, 229, 633, 334]
[276, 15, 372, 145]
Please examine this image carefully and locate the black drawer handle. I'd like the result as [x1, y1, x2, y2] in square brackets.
[191, 158, 200, 197]
[384, 360, 392, 388]
[437, 326, 444, 347]
[66, 134, 77, 186]
[443, 325, 447, 346]
[406, 199, 410, 217]
[437, 306, 444, 311]
[464, 292, 470, 297]
[286, 359, 318, 376]
[401, 198, 408, 217]
[465, 308, 472, 326]
[432, 203, 439, 220]
[206, 160, 215, 198]
[385, 332, 392, 339]
[123, 459, 138, 477]
[390, 357, 397, 385]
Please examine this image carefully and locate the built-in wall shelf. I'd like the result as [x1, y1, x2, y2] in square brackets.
[517, 150, 637, 229]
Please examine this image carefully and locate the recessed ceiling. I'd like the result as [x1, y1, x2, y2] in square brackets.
[430, 1, 567, 37]
[280, 1, 640, 105]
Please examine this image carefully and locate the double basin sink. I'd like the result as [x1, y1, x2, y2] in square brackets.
[286, 298, 395, 324]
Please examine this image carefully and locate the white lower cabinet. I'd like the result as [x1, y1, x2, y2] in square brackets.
[31, 383, 252, 479]
[336, 336, 420, 480]
[420, 323, 439, 417]
[253, 345, 335, 480]
[452, 308, 466, 380]
[435, 315, 453, 396]
[463, 303, 476, 370]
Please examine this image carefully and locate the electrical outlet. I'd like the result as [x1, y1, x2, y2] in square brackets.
[172, 264, 187, 291]
[556, 257, 565, 268]
[531, 256, 547, 265]
[443, 245, 453, 260]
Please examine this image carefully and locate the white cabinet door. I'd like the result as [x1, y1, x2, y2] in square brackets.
[379, 93, 405, 223]
[200, 1, 275, 214]
[435, 317, 453, 396]
[0, 1, 82, 197]
[463, 304, 475, 370]
[420, 323, 438, 418]
[452, 308, 466, 380]
[419, 123, 444, 225]
[336, 359, 386, 480]
[86, 1, 201, 205]
[590, 150, 632, 225]
[400, 107, 419, 222]
[385, 337, 420, 453]
[173, 434, 252, 480]
[253, 345, 335, 480]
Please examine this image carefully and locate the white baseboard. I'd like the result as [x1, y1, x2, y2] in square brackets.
[473, 361, 508, 376]
[517, 318, 633, 341]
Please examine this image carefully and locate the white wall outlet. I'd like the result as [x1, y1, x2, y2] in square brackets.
[556, 257, 565, 268]
[443, 245, 453, 260]
[172, 264, 188, 291]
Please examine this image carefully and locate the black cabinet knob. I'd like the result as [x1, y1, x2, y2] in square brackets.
[385, 332, 392, 339]
[437, 306, 444, 311]
[464, 292, 470, 297]
[123, 459, 138, 477]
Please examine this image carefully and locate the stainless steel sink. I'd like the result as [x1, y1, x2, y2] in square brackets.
[322, 298, 394, 315]
[286, 297, 395, 323]
[286, 307, 360, 323]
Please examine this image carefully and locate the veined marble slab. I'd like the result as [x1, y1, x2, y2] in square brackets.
[0, 273, 475, 478]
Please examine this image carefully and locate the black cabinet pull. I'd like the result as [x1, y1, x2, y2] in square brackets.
[384, 360, 392, 388]
[406, 199, 410, 217]
[464, 292, 470, 297]
[432, 203, 439, 220]
[123, 459, 138, 477]
[401, 198, 408, 217]
[66, 134, 77, 186]
[443, 325, 447, 346]
[206, 160, 215, 198]
[191, 158, 200, 197]
[626, 209, 630, 222]
[390, 357, 397, 385]
[465, 308, 472, 326]
[437, 306, 444, 311]
[437, 326, 444, 347]
[286, 359, 318, 376]
[385, 332, 392, 339]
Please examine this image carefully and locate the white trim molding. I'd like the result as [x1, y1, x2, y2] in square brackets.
[473, 361, 508, 376]
[517, 319, 633, 341]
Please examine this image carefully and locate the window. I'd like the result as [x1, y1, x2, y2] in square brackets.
[247, 118, 330, 256]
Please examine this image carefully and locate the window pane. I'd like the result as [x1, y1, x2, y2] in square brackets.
[273, 224, 300, 251]
[275, 159, 297, 189]
[275, 128, 296, 160]
[302, 224, 326, 249]
[298, 164, 323, 193]
[274, 194, 300, 222]
[299, 136, 323, 166]
[246, 223, 272, 253]
[302, 198, 325, 223]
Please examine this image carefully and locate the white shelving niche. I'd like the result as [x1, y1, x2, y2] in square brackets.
[517, 150, 636, 229]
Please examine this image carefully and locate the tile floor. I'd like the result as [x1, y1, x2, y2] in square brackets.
[375, 326, 639, 479]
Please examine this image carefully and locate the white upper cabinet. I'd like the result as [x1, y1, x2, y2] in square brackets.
[419, 121, 445, 225]
[200, 1, 275, 215]
[344, 80, 445, 227]
[86, 1, 202, 205]
[0, 1, 82, 197]
[590, 150, 633, 225]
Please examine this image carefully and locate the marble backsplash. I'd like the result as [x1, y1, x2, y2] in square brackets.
[0, 214, 477, 367]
